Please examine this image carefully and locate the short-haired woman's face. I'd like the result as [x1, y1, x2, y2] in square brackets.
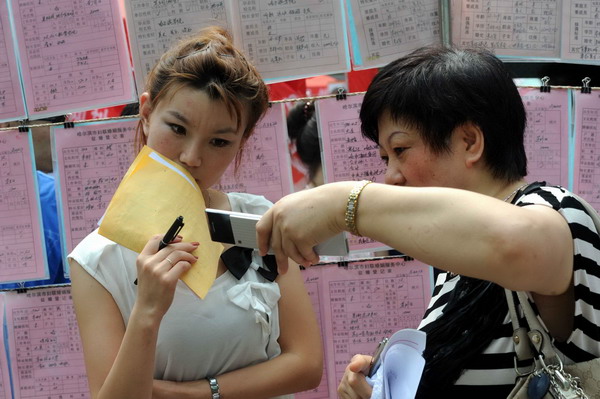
[377, 112, 467, 189]
[140, 86, 246, 190]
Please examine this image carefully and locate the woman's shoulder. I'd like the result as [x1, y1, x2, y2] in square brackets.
[515, 182, 569, 205]
[516, 183, 599, 226]
[227, 192, 274, 214]
[69, 229, 114, 259]
[68, 229, 135, 273]
[515, 183, 596, 215]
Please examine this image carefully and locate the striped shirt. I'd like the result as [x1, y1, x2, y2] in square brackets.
[418, 185, 600, 398]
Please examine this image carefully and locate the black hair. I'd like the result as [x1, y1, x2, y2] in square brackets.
[287, 101, 322, 183]
[42, 115, 66, 123]
[360, 45, 527, 181]
[120, 102, 139, 116]
[417, 279, 507, 397]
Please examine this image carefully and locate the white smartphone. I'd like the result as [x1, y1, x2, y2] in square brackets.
[205, 208, 349, 256]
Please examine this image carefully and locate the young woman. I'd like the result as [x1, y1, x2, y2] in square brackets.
[69, 27, 322, 399]
[256, 46, 600, 398]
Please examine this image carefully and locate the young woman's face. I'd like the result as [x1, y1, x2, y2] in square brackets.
[140, 86, 246, 190]
[377, 112, 466, 188]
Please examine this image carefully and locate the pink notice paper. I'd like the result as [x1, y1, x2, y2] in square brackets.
[317, 95, 388, 252]
[0, 295, 14, 399]
[296, 267, 330, 399]
[228, 0, 350, 82]
[53, 119, 137, 259]
[347, 0, 441, 70]
[573, 91, 600, 211]
[214, 103, 293, 203]
[9, 0, 135, 119]
[5, 288, 91, 398]
[0, 1, 26, 122]
[518, 88, 570, 187]
[561, 1, 600, 62]
[0, 129, 48, 283]
[450, 0, 561, 59]
[125, 0, 230, 94]
[320, 258, 431, 399]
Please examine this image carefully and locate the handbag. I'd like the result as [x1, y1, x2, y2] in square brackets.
[505, 290, 600, 399]
[506, 188, 600, 399]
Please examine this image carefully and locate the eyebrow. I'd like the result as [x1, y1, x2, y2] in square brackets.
[385, 131, 406, 144]
[379, 130, 402, 148]
[166, 110, 238, 134]
[167, 110, 189, 125]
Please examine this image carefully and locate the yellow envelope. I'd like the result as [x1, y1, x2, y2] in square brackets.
[99, 145, 223, 298]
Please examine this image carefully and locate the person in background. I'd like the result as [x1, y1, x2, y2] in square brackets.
[286, 101, 324, 188]
[69, 26, 322, 399]
[0, 116, 68, 288]
[256, 46, 600, 398]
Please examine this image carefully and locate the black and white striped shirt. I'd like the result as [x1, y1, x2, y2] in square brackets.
[418, 185, 600, 397]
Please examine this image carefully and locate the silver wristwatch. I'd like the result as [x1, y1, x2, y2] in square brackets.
[206, 377, 221, 399]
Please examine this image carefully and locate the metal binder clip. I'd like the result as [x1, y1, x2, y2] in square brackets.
[16, 282, 27, 293]
[336, 87, 347, 100]
[17, 119, 29, 132]
[581, 77, 592, 94]
[540, 76, 551, 93]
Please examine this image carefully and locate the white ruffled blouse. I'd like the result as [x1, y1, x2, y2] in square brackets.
[69, 193, 292, 398]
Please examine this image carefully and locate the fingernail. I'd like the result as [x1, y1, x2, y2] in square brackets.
[191, 242, 200, 246]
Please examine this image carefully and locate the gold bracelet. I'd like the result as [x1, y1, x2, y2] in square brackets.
[344, 180, 372, 236]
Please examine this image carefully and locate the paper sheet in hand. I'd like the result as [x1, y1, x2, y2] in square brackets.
[368, 329, 426, 399]
[98, 145, 223, 298]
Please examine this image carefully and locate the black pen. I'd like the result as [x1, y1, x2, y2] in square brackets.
[368, 337, 389, 377]
[158, 216, 185, 251]
[134, 216, 185, 285]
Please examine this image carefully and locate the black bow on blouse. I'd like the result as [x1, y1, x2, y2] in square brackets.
[220, 246, 279, 282]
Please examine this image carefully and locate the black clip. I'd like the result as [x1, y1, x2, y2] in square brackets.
[63, 121, 75, 128]
[540, 76, 551, 93]
[16, 282, 27, 293]
[337, 260, 349, 268]
[336, 87, 347, 100]
[18, 120, 29, 132]
[581, 77, 592, 94]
